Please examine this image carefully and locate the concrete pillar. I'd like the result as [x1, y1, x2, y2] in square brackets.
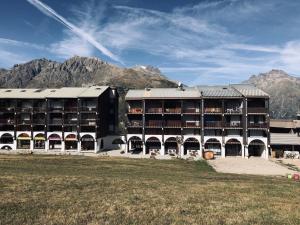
[61, 141, 65, 152]
[45, 140, 49, 152]
[13, 140, 17, 150]
[77, 141, 81, 152]
[94, 141, 98, 153]
[180, 144, 184, 157]
[221, 145, 225, 158]
[129, 141, 132, 151]
[125, 142, 128, 154]
[142, 143, 146, 155]
[265, 146, 269, 160]
[160, 144, 165, 156]
[30, 140, 34, 151]
[241, 144, 245, 158]
[245, 145, 249, 158]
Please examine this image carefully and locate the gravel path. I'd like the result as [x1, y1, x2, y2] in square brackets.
[208, 157, 295, 176]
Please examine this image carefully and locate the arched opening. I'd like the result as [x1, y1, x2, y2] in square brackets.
[48, 134, 62, 150]
[81, 135, 95, 151]
[204, 138, 221, 156]
[65, 134, 77, 150]
[0, 133, 13, 144]
[17, 133, 31, 149]
[184, 138, 200, 155]
[225, 139, 242, 156]
[248, 140, 265, 157]
[164, 137, 178, 155]
[145, 137, 161, 155]
[128, 136, 142, 154]
[1, 145, 12, 150]
[34, 133, 45, 149]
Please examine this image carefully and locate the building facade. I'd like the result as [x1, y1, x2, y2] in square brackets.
[0, 86, 119, 152]
[125, 84, 270, 159]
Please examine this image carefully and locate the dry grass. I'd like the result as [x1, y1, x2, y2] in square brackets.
[0, 155, 300, 225]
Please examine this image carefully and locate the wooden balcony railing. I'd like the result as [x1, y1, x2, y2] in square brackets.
[164, 120, 182, 128]
[183, 121, 201, 127]
[0, 107, 15, 112]
[79, 107, 97, 112]
[248, 122, 268, 128]
[204, 121, 223, 127]
[16, 108, 32, 113]
[204, 108, 222, 113]
[247, 107, 267, 114]
[0, 119, 14, 125]
[164, 108, 181, 114]
[145, 120, 163, 127]
[128, 108, 143, 114]
[146, 108, 163, 113]
[182, 108, 200, 114]
[224, 122, 242, 128]
[33, 107, 46, 113]
[80, 119, 98, 126]
[64, 107, 78, 112]
[16, 119, 32, 124]
[127, 121, 143, 127]
[224, 108, 242, 114]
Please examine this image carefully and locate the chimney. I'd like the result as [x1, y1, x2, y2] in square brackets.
[178, 82, 184, 91]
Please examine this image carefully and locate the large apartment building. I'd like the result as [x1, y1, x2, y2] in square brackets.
[125, 84, 270, 158]
[0, 86, 118, 152]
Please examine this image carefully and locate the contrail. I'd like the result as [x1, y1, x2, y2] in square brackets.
[27, 0, 122, 63]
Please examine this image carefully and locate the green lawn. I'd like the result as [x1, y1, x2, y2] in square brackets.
[0, 155, 300, 225]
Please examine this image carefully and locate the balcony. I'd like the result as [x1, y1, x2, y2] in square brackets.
[64, 107, 78, 113]
[145, 120, 163, 128]
[16, 107, 32, 113]
[183, 121, 201, 128]
[64, 119, 78, 125]
[146, 108, 163, 114]
[48, 119, 63, 125]
[164, 120, 181, 128]
[164, 108, 181, 114]
[247, 107, 267, 114]
[224, 108, 242, 114]
[127, 121, 143, 127]
[128, 108, 143, 114]
[204, 107, 222, 113]
[182, 108, 200, 114]
[80, 119, 98, 126]
[16, 120, 31, 125]
[0, 119, 14, 125]
[32, 119, 45, 125]
[204, 121, 223, 128]
[248, 122, 268, 128]
[224, 122, 242, 128]
[80, 107, 97, 112]
[33, 107, 46, 113]
[49, 107, 64, 113]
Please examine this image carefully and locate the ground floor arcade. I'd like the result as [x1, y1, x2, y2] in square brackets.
[126, 135, 269, 159]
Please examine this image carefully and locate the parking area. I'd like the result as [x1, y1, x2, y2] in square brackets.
[208, 157, 295, 176]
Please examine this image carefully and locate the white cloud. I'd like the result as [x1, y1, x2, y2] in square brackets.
[26, 0, 121, 63]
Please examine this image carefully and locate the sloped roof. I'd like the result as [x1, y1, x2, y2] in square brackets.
[231, 84, 269, 97]
[197, 86, 242, 97]
[270, 133, 300, 145]
[126, 87, 200, 99]
[0, 86, 109, 99]
[270, 119, 300, 129]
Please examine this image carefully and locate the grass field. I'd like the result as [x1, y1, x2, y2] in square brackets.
[0, 155, 300, 225]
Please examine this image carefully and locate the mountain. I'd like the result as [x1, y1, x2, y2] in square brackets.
[0, 56, 177, 89]
[244, 69, 300, 119]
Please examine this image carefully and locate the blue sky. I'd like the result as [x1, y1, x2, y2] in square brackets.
[1, 0, 300, 85]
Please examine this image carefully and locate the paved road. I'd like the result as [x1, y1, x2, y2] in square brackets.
[208, 157, 295, 176]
